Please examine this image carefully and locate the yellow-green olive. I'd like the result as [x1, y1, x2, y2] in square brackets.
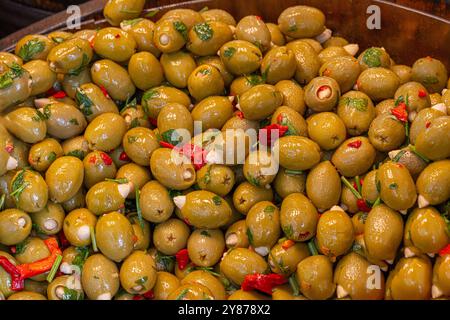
[274, 80, 306, 115]
[0, 64, 32, 111]
[278, 5, 325, 38]
[187, 21, 233, 56]
[153, 271, 180, 300]
[261, 46, 296, 84]
[304, 76, 341, 112]
[139, 180, 174, 223]
[337, 91, 376, 136]
[307, 112, 346, 150]
[23, 60, 56, 95]
[411, 56, 448, 93]
[141, 85, 191, 119]
[273, 168, 306, 198]
[63, 208, 97, 247]
[4, 107, 47, 144]
[103, 0, 145, 26]
[236, 15, 271, 52]
[239, 84, 283, 120]
[358, 47, 391, 70]
[276, 135, 321, 171]
[81, 253, 120, 300]
[153, 218, 190, 255]
[93, 27, 137, 62]
[219, 40, 262, 76]
[232, 181, 273, 215]
[296, 255, 335, 300]
[286, 40, 321, 85]
[15, 34, 54, 62]
[31, 202, 65, 235]
[120, 18, 161, 57]
[84, 112, 127, 151]
[320, 56, 361, 93]
[368, 113, 406, 152]
[357, 67, 400, 101]
[10, 169, 48, 213]
[153, 19, 188, 54]
[28, 138, 63, 172]
[160, 51, 195, 88]
[46, 156, 84, 203]
[188, 64, 225, 101]
[306, 161, 341, 211]
[123, 127, 159, 166]
[0, 209, 31, 245]
[331, 136, 376, 177]
[75, 83, 119, 121]
[191, 96, 233, 131]
[280, 193, 318, 241]
[120, 250, 157, 294]
[129, 51, 164, 90]
[416, 160, 450, 207]
[83, 151, 117, 189]
[415, 116, 450, 160]
[187, 229, 225, 267]
[220, 248, 268, 285]
[47, 38, 93, 74]
[157, 103, 194, 135]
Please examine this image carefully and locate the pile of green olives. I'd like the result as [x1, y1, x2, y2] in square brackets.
[0, 0, 449, 301]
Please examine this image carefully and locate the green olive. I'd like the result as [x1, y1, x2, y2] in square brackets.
[232, 182, 273, 215]
[63, 208, 97, 247]
[375, 98, 395, 116]
[139, 180, 173, 223]
[296, 255, 335, 300]
[219, 40, 262, 76]
[141, 85, 191, 119]
[304, 76, 341, 112]
[196, 55, 234, 87]
[84, 112, 127, 151]
[273, 168, 306, 198]
[153, 271, 180, 300]
[10, 169, 48, 213]
[236, 16, 271, 52]
[394, 81, 431, 115]
[4, 107, 47, 143]
[129, 52, 164, 90]
[86, 180, 130, 215]
[31, 202, 65, 235]
[120, 250, 157, 294]
[307, 112, 346, 150]
[0, 64, 31, 111]
[160, 9, 204, 30]
[167, 283, 213, 300]
[83, 151, 117, 188]
[157, 102, 193, 135]
[8, 291, 47, 300]
[285, 40, 321, 85]
[331, 136, 376, 177]
[75, 83, 119, 122]
[153, 19, 188, 54]
[220, 248, 268, 285]
[357, 67, 400, 101]
[411, 56, 448, 93]
[188, 64, 225, 101]
[266, 23, 285, 46]
[23, 60, 56, 95]
[391, 64, 412, 85]
[318, 46, 349, 65]
[28, 138, 63, 172]
[188, 21, 233, 56]
[276, 135, 321, 171]
[187, 229, 225, 267]
[61, 136, 89, 160]
[358, 47, 391, 70]
[43, 102, 87, 140]
[103, 0, 145, 26]
[230, 75, 265, 96]
[196, 164, 235, 197]
[61, 187, 86, 212]
[239, 84, 283, 120]
[0, 209, 31, 245]
[280, 193, 318, 241]
[269, 242, 310, 275]
[122, 127, 159, 166]
[14, 237, 50, 281]
[47, 38, 92, 74]
[432, 255, 450, 299]
[243, 149, 277, 188]
[320, 56, 361, 93]
[120, 18, 161, 57]
[368, 113, 405, 152]
[306, 161, 341, 211]
[192, 96, 233, 131]
[337, 91, 376, 136]
[47, 274, 84, 300]
[81, 254, 120, 300]
[46, 156, 84, 203]
[15, 34, 54, 62]
[93, 27, 136, 62]
[225, 219, 249, 249]
[278, 5, 325, 38]
[274, 80, 306, 115]
[415, 116, 450, 160]
[246, 201, 280, 255]
[116, 163, 151, 199]
[201, 9, 236, 26]
[160, 51, 195, 88]
[260, 46, 296, 84]
[416, 160, 450, 207]
[153, 218, 190, 255]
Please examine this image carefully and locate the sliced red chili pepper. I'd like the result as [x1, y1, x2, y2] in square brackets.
[347, 140, 362, 149]
[259, 123, 288, 146]
[100, 152, 113, 166]
[175, 248, 189, 271]
[439, 244, 450, 257]
[149, 117, 158, 127]
[255, 15, 263, 21]
[4, 144, 14, 153]
[159, 141, 175, 149]
[241, 273, 287, 295]
[99, 85, 110, 98]
[235, 111, 244, 119]
[143, 290, 154, 299]
[52, 91, 67, 99]
[58, 230, 70, 250]
[45, 87, 58, 96]
[353, 178, 364, 190]
[115, 34, 121, 39]
[119, 151, 130, 161]
[418, 89, 427, 98]
[281, 239, 295, 250]
[88, 155, 96, 164]
[390, 102, 408, 122]
[425, 121, 431, 128]
[357, 199, 371, 212]
[183, 217, 191, 226]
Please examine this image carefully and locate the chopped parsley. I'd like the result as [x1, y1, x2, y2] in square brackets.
[18, 38, 45, 62]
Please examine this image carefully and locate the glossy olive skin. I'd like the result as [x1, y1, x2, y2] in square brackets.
[15, 34, 54, 62]
[179, 190, 232, 229]
[123, 127, 159, 166]
[377, 162, 417, 211]
[4, 107, 47, 144]
[405, 207, 449, 255]
[363, 204, 403, 262]
[188, 64, 225, 101]
[276, 136, 321, 171]
[75, 83, 119, 122]
[286, 40, 321, 85]
[220, 248, 269, 285]
[433, 255, 450, 298]
[0, 209, 31, 245]
[0, 252, 18, 298]
[274, 168, 306, 198]
[386, 256, 432, 300]
[0, 171, 16, 209]
[82, 254, 120, 300]
[280, 193, 318, 241]
[167, 283, 214, 300]
[197, 55, 234, 87]
[269, 241, 310, 276]
[14, 237, 50, 281]
[31, 202, 64, 235]
[260, 46, 295, 84]
[153, 218, 190, 256]
[91, 59, 136, 101]
[411, 56, 448, 93]
[10, 169, 48, 213]
[337, 91, 376, 136]
[239, 84, 283, 120]
[120, 18, 161, 57]
[331, 137, 376, 177]
[305, 76, 341, 112]
[61, 135, 89, 159]
[245, 201, 280, 253]
[153, 19, 188, 54]
[368, 113, 406, 152]
[416, 160, 450, 206]
[201, 8, 236, 25]
[181, 270, 226, 300]
[46, 156, 84, 203]
[61, 187, 86, 212]
[187, 21, 233, 56]
[394, 81, 431, 113]
[271, 106, 308, 137]
[410, 107, 446, 145]
[357, 67, 400, 101]
[415, 116, 450, 160]
[8, 291, 47, 300]
[236, 15, 271, 52]
[86, 180, 128, 215]
[159, 51, 194, 89]
[0, 64, 31, 111]
[116, 163, 151, 198]
[141, 86, 191, 119]
[219, 40, 262, 76]
[306, 161, 341, 211]
[139, 180, 173, 223]
[47, 38, 93, 74]
[225, 219, 249, 249]
[232, 182, 273, 215]
[84, 112, 127, 152]
[390, 64, 412, 85]
[191, 96, 233, 131]
[28, 138, 63, 172]
[82, 151, 116, 189]
[63, 208, 97, 247]
[23, 60, 56, 96]
[357, 47, 391, 70]
[242, 149, 277, 188]
[307, 112, 346, 150]
[320, 56, 361, 93]
[62, 67, 91, 99]
[153, 271, 180, 300]
[150, 148, 196, 190]
[120, 250, 157, 294]
[187, 229, 225, 267]
[334, 252, 385, 300]
[316, 209, 354, 261]
[43, 102, 87, 140]
[296, 255, 335, 300]
[196, 164, 235, 197]
[275, 80, 306, 115]
[94, 27, 136, 62]
[157, 102, 194, 135]
[278, 5, 325, 38]
[129, 51, 164, 90]
[103, 0, 145, 26]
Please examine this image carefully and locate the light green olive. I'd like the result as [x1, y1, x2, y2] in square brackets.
[103, 0, 145, 26]
[278, 5, 326, 38]
[219, 40, 262, 76]
[129, 52, 164, 90]
[3, 107, 46, 144]
[306, 161, 341, 211]
[123, 127, 159, 166]
[23, 60, 56, 96]
[75, 83, 119, 122]
[141, 86, 191, 120]
[274, 80, 306, 115]
[86, 181, 129, 215]
[0, 64, 31, 111]
[46, 156, 84, 203]
[81, 254, 120, 300]
[357, 67, 400, 101]
[235, 15, 271, 52]
[84, 112, 127, 151]
[47, 38, 93, 74]
[15, 34, 54, 62]
[191, 96, 233, 131]
[0, 209, 31, 245]
[286, 40, 321, 85]
[260, 46, 296, 84]
[188, 64, 225, 101]
[275, 136, 321, 171]
[160, 51, 195, 88]
[31, 202, 65, 235]
[239, 84, 283, 120]
[187, 21, 233, 56]
[337, 91, 376, 136]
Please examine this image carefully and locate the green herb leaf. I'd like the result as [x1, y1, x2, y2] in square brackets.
[69, 118, 79, 126]
[142, 89, 159, 102]
[75, 88, 94, 116]
[46, 254, 63, 283]
[18, 38, 45, 62]
[200, 230, 211, 237]
[127, 136, 138, 144]
[145, 9, 160, 18]
[199, 6, 209, 13]
[284, 169, 303, 176]
[201, 165, 212, 185]
[389, 183, 398, 190]
[72, 246, 90, 270]
[47, 151, 57, 162]
[176, 288, 190, 300]
[422, 76, 439, 85]
[90, 226, 98, 252]
[67, 149, 85, 160]
[120, 9, 140, 14]
[264, 205, 275, 213]
[246, 228, 254, 246]
[135, 276, 148, 286]
[10, 169, 29, 202]
[155, 251, 175, 271]
[168, 189, 183, 199]
[342, 97, 368, 112]
[392, 149, 406, 162]
[62, 287, 84, 300]
[14, 239, 29, 255]
[121, 18, 143, 27]
[135, 188, 145, 231]
[223, 47, 236, 58]
[288, 24, 298, 32]
[173, 21, 188, 40]
[33, 105, 52, 122]
[352, 242, 365, 256]
[362, 48, 382, 68]
[129, 118, 140, 128]
[288, 274, 300, 296]
[161, 129, 183, 145]
[282, 224, 294, 239]
[51, 37, 65, 44]
[245, 74, 264, 86]
[198, 68, 211, 76]
[68, 53, 89, 76]
[307, 239, 319, 256]
[0, 194, 5, 210]
[212, 195, 222, 205]
[246, 174, 260, 187]
[357, 212, 368, 223]
[194, 22, 214, 41]
[32, 222, 46, 235]
[105, 178, 129, 184]
[0, 63, 24, 89]
[394, 95, 404, 106]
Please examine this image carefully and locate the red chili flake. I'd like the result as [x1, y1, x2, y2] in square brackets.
[45, 87, 58, 96]
[425, 121, 431, 128]
[10, 246, 16, 254]
[115, 33, 121, 38]
[119, 151, 130, 161]
[418, 89, 427, 98]
[353, 178, 364, 190]
[390, 102, 408, 122]
[99, 85, 110, 98]
[143, 290, 155, 299]
[4, 144, 13, 153]
[100, 152, 113, 165]
[241, 273, 287, 295]
[149, 117, 157, 127]
[88, 36, 95, 48]
[396, 163, 404, 168]
[259, 123, 288, 146]
[317, 85, 331, 98]
[281, 239, 295, 250]
[255, 15, 263, 21]
[175, 248, 189, 270]
[235, 111, 244, 119]
[322, 68, 331, 77]
[58, 230, 70, 249]
[357, 199, 371, 212]
[88, 155, 97, 164]
[347, 140, 362, 149]
[133, 295, 144, 300]
[52, 91, 67, 99]
[132, 234, 138, 244]
[439, 244, 450, 257]
[183, 217, 191, 226]
[298, 231, 311, 240]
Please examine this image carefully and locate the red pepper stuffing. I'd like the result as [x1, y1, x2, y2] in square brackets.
[149, 117, 158, 127]
[390, 102, 408, 122]
[235, 111, 244, 119]
[281, 239, 295, 250]
[52, 91, 67, 99]
[418, 89, 427, 98]
[241, 273, 287, 295]
[4, 144, 13, 153]
[425, 121, 431, 128]
[259, 123, 288, 146]
[119, 151, 130, 161]
[357, 199, 371, 213]
[439, 244, 450, 257]
[100, 152, 113, 166]
[347, 140, 362, 149]
[175, 248, 189, 271]
[99, 85, 110, 98]
[158, 141, 207, 170]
